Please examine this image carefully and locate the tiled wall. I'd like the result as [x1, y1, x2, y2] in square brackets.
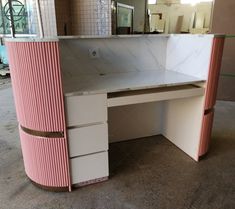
[26, 0, 39, 35]
[39, 0, 57, 36]
[24, 0, 58, 37]
[70, 0, 111, 35]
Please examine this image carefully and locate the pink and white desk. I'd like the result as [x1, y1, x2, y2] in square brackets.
[5, 35, 224, 191]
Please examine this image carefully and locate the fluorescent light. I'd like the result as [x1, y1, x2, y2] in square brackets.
[148, 0, 157, 4]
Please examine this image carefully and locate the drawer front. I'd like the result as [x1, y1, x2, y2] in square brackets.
[68, 123, 108, 157]
[65, 94, 107, 127]
[71, 152, 109, 184]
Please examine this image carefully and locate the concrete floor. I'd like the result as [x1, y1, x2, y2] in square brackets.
[0, 81, 235, 209]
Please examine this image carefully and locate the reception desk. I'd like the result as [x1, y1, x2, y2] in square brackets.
[6, 34, 224, 191]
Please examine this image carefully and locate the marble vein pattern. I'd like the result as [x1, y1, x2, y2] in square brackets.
[63, 70, 204, 96]
[59, 35, 213, 95]
[59, 36, 168, 77]
[166, 35, 214, 80]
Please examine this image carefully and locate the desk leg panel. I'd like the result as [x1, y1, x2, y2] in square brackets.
[162, 96, 205, 161]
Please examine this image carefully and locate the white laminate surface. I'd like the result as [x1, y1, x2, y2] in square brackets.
[63, 70, 205, 96]
[65, 94, 107, 126]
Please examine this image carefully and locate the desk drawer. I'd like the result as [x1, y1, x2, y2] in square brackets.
[65, 94, 107, 127]
[68, 123, 108, 157]
[71, 151, 109, 184]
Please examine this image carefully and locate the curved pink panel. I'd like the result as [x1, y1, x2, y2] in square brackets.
[199, 37, 225, 158]
[6, 41, 65, 132]
[205, 37, 225, 110]
[199, 110, 214, 157]
[19, 128, 70, 187]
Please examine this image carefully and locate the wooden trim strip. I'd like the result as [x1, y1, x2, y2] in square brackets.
[31, 179, 70, 192]
[21, 125, 64, 138]
[72, 176, 108, 188]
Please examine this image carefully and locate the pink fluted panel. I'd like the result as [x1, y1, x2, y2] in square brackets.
[199, 37, 225, 158]
[204, 37, 225, 110]
[6, 41, 71, 190]
[19, 128, 70, 187]
[6, 41, 65, 132]
[199, 110, 214, 157]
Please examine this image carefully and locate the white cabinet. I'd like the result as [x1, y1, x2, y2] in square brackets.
[71, 152, 109, 184]
[65, 94, 107, 127]
[65, 93, 109, 185]
[68, 123, 108, 157]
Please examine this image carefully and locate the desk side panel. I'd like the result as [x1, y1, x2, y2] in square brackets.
[199, 109, 214, 157]
[162, 96, 205, 161]
[199, 37, 225, 157]
[204, 37, 225, 110]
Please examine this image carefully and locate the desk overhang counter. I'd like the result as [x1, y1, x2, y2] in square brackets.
[63, 70, 205, 107]
[5, 34, 225, 192]
[63, 70, 205, 96]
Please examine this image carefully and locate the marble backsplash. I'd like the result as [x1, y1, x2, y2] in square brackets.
[166, 35, 214, 80]
[59, 36, 168, 78]
[59, 35, 214, 80]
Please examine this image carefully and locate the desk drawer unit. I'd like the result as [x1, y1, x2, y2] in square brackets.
[65, 94, 107, 127]
[68, 123, 108, 157]
[70, 152, 109, 185]
[65, 93, 109, 186]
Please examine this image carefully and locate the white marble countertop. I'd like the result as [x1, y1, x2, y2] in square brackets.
[4, 33, 224, 43]
[63, 70, 205, 96]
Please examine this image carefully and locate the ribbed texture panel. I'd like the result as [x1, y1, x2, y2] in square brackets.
[20, 128, 70, 187]
[204, 37, 225, 110]
[6, 41, 65, 132]
[199, 110, 214, 157]
[199, 37, 225, 158]
[6, 41, 71, 190]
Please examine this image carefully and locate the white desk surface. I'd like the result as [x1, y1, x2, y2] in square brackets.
[63, 70, 205, 96]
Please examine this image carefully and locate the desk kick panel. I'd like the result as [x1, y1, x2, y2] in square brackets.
[65, 93, 109, 186]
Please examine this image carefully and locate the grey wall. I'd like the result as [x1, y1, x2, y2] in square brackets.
[211, 0, 235, 101]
